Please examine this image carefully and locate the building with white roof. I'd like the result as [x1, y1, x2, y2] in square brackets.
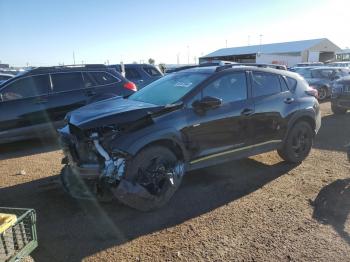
[199, 38, 341, 67]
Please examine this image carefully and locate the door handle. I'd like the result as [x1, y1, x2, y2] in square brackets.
[85, 90, 96, 97]
[241, 108, 254, 116]
[284, 97, 294, 104]
[34, 98, 48, 104]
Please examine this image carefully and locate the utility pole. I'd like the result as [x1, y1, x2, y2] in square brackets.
[186, 46, 189, 64]
[259, 34, 263, 53]
[248, 35, 250, 46]
[176, 53, 180, 65]
[225, 40, 227, 48]
[73, 51, 76, 65]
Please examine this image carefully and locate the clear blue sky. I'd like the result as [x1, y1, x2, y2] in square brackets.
[0, 0, 348, 66]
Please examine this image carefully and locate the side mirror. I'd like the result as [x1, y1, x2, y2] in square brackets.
[192, 96, 222, 111]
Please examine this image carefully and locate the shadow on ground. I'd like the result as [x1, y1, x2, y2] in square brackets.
[0, 137, 60, 160]
[0, 158, 296, 261]
[312, 178, 350, 245]
[313, 112, 350, 152]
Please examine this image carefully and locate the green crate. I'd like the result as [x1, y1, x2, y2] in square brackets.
[0, 208, 37, 262]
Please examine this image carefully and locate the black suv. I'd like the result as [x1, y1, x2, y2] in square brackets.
[108, 64, 163, 89]
[0, 65, 137, 143]
[331, 75, 350, 114]
[59, 65, 321, 211]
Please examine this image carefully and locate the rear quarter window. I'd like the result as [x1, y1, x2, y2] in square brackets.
[142, 66, 162, 77]
[89, 72, 120, 85]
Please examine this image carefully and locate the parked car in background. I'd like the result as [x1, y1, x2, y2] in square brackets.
[331, 75, 350, 114]
[108, 64, 163, 89]
[0, 73, 14, 84]
[0, 64, 136, 143]
[292, 66, 350, 100]
[328, 61, 350, 68]
[59, 64, 320, 211]
[295, 62, 323, 67]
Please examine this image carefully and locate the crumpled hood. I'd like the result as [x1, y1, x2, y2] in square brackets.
[67, 96, 162, 130]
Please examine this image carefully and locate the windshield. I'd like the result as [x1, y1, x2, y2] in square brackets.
[128, 72, 209, 105]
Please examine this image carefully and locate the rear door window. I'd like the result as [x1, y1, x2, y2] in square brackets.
[252, 72, 282, 97]
[51, 72, 84, 93]
[285, 77, 297, 91]
[1, 75, 50, 101]
[125, 68, 141, 79]
[142, 66, 161, 77]
[279, 76, 289, 91]
[202, 72, 247, 103]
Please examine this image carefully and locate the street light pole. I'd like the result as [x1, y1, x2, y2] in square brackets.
[187, 45, 190, 65]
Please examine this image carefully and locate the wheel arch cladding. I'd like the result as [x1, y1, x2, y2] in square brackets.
[135, 139, 186, 161]
[284, 111, 316, 142]
[290, 115, 316, 135]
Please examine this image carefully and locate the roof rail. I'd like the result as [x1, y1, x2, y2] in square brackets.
[29, 64, 107, 73]
[215, 63, 287, 72]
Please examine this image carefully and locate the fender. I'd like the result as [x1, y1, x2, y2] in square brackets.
[283, 107, 318, 141]
[109, 127, 189, 162]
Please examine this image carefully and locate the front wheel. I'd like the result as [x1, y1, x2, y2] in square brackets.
[278, 121, 313, 163]
[115, 146, 184, 211]
[317, 86, 328, 101]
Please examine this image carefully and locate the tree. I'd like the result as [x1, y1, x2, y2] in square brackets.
[158, 63, 166, 73]
[148, 58, 155, 65]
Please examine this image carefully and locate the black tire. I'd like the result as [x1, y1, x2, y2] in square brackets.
[317, 86, 328, 101]
[120, 146, 183, 211]
[331, 103, 347, 115]
[278, 121, 313, 163]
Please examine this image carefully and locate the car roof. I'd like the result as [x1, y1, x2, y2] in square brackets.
[20, 65, 117, 76]
[180, 65, 299, 78]
[0, 73, 14, 77]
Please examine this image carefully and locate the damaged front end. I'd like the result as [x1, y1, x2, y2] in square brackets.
[58, 124, 185, 210]
[58, 123, 128, 199]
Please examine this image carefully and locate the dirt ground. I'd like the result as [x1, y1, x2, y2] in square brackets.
[1, 101, 349, 262]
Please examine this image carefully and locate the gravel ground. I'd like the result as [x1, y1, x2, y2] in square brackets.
[0, 102, 349, 262]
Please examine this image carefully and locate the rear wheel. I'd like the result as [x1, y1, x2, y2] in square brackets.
[118, 146, 184, 211]
[318, 86, 328, 101]
[331, 103, 347, 115]
[278, 121, 313, 163]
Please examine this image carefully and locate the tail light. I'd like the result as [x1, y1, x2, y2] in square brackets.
[123, 82, 137, 92]
[305, 86, 318, 98]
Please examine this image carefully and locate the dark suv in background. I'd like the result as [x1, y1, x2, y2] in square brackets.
[59, 65, 321, 211]
[0, 64, 137, 143]
[292, 66, 350, 100]
[331, 75, 350, 114]
[108, 64, 163, 89]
